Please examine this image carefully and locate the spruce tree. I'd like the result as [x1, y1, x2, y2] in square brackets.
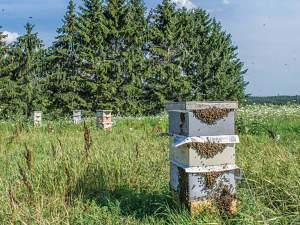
[0, 23, 45, 115]
[0, 26, 7, 59]
[185, 9, 248, 101]
[75, 0, 109, 110]
[45, 0, 87, 115]
[146, 0, 191, 113]
[101, 0, 147, 115]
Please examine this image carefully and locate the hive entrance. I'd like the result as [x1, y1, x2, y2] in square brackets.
[193, 106, 232, 125]
[187, 141, 226, 158]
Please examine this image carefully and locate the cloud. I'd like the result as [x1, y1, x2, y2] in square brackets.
[223, 0, 230, 4]
[171, 0, 196, 9]
[207, 8, 223, 13]
[2, 31, 19, 44]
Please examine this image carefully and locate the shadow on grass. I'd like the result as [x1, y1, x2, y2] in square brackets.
[71, 165, 177, 219]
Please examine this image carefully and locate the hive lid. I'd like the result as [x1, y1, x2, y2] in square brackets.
[165, 101, 238, 111]
[172, 134, 239, 148]
[167, 158, 240, 173]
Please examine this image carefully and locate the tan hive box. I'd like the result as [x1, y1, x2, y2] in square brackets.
[97, 109, 113, 130]
[169, 135, 239, 167]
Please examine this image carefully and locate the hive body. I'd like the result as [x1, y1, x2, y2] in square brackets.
[166, 101, 240, 214]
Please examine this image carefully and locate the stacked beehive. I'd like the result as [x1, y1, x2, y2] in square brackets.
[96, 109, 113, 130]
[165, 101, 241, 214]
[31, 111, 42, 126]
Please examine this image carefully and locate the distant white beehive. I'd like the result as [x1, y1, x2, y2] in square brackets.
[73, 110, 81, 124]
[31, 111, 42, 126]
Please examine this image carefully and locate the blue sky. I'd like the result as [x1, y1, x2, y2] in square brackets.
[0, 0, 299, 97]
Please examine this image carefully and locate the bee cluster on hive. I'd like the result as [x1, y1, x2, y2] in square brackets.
[187, 141, 226, 158]
[193, 106, 232, 125]
[202, 171, 225, 189]
[178, 167, 189, 208]
[203, 172, 237, 215]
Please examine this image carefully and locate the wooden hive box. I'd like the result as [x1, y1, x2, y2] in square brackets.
[166, 101, 238, 136]
[97, 109, 113, 129]
[169, 135, 239, 167]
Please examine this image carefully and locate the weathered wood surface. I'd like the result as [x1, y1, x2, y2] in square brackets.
[166, 101, 238, 111]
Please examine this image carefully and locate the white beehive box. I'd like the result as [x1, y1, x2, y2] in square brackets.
[169, 135, 239, 167]
[168, 159, 240, 202]
[166, 101, 238, 136]
[73, 110, 81, 124]
[31, 111, 42, 126]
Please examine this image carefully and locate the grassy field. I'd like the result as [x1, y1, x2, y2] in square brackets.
[0, 104, 299, 224]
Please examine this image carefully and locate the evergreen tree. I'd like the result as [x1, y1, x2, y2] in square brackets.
[101, 0, 147, 115]
[75, 0, 147, 115]
[185, 9, 248, 101]
[0, 23, 45, 115]
[45, 0, 87, 115]
[75, 0, 109, 110]
[0, 26, 7, 59]
[146, 0, 191, 113]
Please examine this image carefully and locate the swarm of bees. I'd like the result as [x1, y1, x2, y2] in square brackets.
[187, 140, 226, 158]
[193, 107, 233, 125]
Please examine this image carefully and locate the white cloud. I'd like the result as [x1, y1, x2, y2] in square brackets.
[2, 31, 19, 44]
[223, 0, 230, 4]
[171, 0, 196, 9]
[207, 8, 223, 13]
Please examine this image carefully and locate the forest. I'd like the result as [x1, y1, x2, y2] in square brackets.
[0, 0, 248, 117]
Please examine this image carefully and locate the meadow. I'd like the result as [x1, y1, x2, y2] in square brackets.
[0, 104, 299, 224]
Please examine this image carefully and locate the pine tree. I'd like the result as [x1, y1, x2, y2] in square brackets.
[45, 0, 87, 115]
[0, 23, 45, 115]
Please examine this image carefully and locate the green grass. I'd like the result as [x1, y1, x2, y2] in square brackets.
[0, 105, 299, 224]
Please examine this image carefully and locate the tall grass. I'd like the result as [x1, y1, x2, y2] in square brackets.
[0, 105, 299, 224]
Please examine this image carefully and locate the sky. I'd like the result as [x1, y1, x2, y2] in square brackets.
[0, 0, 299, 97]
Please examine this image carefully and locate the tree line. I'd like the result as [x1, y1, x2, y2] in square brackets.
[0, 0, 248, 117]
[246, 95, 299, 105]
